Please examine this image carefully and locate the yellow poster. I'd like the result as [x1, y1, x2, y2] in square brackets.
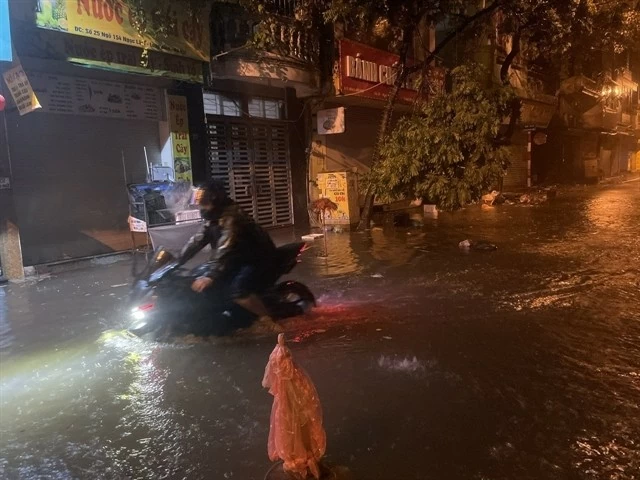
[318, 172, 350, 224]
[35, 0, 210, 62]
[169, 95, 192, 183]
[2, 64, 41, 116]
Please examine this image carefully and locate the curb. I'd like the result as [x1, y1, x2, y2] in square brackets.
[26, 251, 132, 277]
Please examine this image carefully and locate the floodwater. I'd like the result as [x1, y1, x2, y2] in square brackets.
[1, 181, 639, 480]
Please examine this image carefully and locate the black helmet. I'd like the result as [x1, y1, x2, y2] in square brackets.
[195, 180, 228, 207]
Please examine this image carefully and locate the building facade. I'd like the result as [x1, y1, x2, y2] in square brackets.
[1, 0, 210, 276]
[202, 0, 321, 229]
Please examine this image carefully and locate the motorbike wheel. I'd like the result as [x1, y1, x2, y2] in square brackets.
[273, 281, 316, 317]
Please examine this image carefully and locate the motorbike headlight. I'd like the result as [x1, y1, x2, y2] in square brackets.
[131, 303, 154, 322]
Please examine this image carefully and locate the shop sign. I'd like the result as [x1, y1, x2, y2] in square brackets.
[317, 107, 345, 135]
[168, 95, 192, 183]
[33, 0, 209, 62]
[339, 40, 432, 104]
[0, 0, 11, 62]
[2, 64, 42, 115]
[26, 71, 161, 121]
[9, 21, 203, 82]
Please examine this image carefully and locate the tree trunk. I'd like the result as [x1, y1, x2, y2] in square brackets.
[357, 46, 411, 231]
[500, 30, 521, 84]
[498, 29, 522, 145]
[357, 0, 505, 230]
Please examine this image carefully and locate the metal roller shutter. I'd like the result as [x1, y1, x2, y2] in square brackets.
[206, 116, 293, 227]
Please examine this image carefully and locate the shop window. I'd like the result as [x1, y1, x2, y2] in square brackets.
[248, 97, 284, 119]
[203, 92, 241, 117]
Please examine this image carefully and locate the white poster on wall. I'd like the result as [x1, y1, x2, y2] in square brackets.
[26, 72, 161, 121]
[317, 107, 345, 135]
[2, 64, 41, 116]
[128, 216, 148, 233]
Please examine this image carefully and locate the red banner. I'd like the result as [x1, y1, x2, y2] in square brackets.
[338, 39, 431, 104]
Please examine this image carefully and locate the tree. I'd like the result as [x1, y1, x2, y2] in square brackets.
[326, 1, 505, 229]
[366, 63, 514, 210]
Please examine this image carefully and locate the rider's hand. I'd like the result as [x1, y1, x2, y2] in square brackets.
[192, 277, 213, 292]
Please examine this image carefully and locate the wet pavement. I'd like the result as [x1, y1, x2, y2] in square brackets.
[1, 180, 639, 480]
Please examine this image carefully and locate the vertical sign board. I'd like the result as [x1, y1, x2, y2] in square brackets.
[168, 95, 192, 183]
[0, 0, 11, 62]
[316, 172, 360, 225]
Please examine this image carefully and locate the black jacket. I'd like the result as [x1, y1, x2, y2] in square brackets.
[177, 218, 222, 266]
[202, 202, 276, 281]
[179, 200, 276, 280]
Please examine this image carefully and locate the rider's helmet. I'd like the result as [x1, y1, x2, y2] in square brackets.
[192, 180, 229, 220]
[192, 180, 228, 206]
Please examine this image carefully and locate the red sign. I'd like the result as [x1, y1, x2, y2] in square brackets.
[338, 39, 443, 104]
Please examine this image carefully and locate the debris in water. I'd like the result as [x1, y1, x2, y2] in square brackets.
[291, 329, 327, 343]
[423, 204, 438, 218]
[458, 239, 497, 251]
[110, 283, 128, 288]
[301, 233, 324, 241]
[371, 273, 384, 278]
[482, 190, 506, 206]
[519, 188, 556, 205]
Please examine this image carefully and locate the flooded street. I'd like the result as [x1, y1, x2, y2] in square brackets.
[1, 181, 639, 480]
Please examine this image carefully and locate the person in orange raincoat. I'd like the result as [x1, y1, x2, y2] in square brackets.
[263, 334, 327, 479]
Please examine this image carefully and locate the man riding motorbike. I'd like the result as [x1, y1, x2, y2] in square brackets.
[180, 181, 279, 327]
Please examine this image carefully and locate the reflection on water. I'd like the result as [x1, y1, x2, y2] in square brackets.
[1, 184, 639, 479]
[306, 232, 364, 276]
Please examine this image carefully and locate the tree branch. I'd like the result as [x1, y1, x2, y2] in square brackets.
[500, 29, 521, 84]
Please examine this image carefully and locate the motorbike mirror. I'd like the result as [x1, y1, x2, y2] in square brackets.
[150, 248, 175, 268]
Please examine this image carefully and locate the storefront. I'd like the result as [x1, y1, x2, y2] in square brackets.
[2, 0, 209, 267]
[504, 91, 558, 188]
[202, 85, 296, 228]
[310, 39, 444, 207]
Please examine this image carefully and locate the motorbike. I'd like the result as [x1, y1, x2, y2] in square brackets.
[127, 242, 316, 338]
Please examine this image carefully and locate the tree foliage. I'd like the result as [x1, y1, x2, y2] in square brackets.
[366, 64, 515, 210]
[127, 0, 204, 40]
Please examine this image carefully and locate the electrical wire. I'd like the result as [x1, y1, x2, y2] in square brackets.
[337, 69, 400, 97]
[212, 44, 250, 60]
